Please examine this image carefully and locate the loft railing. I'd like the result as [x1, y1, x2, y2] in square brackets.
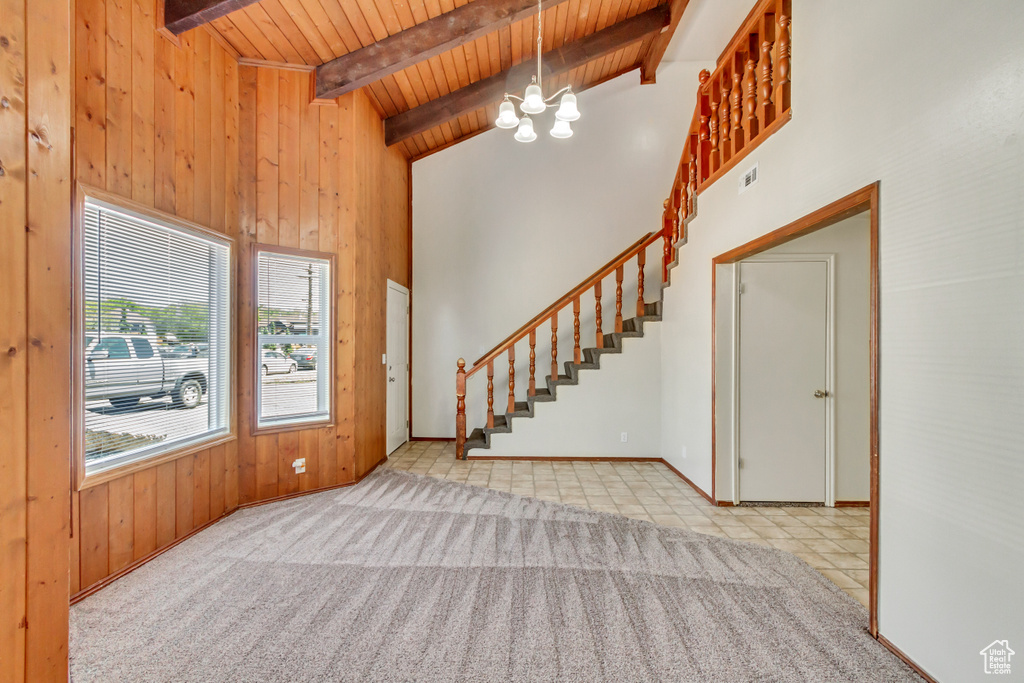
[454, 229, 672, 458]
[664, 0, 792, 230]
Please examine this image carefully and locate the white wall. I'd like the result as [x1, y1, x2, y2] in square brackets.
[713, 214, 871, 502]
[659, 1, 1024, 679]
[412, 60, 707, 439]
[486, 329, 662, 457]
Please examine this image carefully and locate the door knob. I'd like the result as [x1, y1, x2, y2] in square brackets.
[813, 389, 829, 398]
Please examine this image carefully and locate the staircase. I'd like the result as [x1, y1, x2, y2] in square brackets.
[455, 219, 682, 458]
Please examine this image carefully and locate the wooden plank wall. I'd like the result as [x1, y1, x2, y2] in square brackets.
[70, 7, 410, 598]
[0, 0, 74, 676]
[236, 71, 411, 505]
[70, 0, 242, 597]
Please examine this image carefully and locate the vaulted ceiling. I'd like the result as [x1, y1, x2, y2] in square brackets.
[165, 0, 691, 159]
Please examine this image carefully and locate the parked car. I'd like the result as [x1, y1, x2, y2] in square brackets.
[261, 349, 297, 376]
[85, 334, 208, 409]
[289, 348, 317, 370]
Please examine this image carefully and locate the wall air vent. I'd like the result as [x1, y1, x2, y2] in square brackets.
[738, 162, 759, 195]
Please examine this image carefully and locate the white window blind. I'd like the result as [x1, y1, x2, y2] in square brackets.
[82, 198, 231, 475]
[256, 249, 332, 429]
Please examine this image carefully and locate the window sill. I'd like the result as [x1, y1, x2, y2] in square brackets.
[77, 432, 237, 491]
[251, 419, 334, 438]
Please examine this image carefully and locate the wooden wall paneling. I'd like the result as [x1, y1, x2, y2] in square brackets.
[173, 33, 196, 220]
[193, 29, 213, 227]
[237, 65, 258, 504]
[299, 85, 320, 251]
[131, 0, 156, 204]
[133, 467, 158, 559]
[77, 0, 106, 187]
[70, 494, 81, 595]
[210, 47, 227, 231]
[193, 449, 211, 526]
[224, 57, 241, 513]
[299, 429, 319, 490]
[154, 30, 177, 214]
[209, 445, 226, 518]
[256, 435, 279, 500]
[106, 0, 133, 196]
[174, 451, 194, 537]
[278, 431, 300, 495]
[0, 0, 28, 667]
[155, 460, 177, 546]
[79, 483, 110, 590]
[278, 70, 301, 248]
[107, 475, 135, 574]
[24, 0, 73, 669]
[325, 97, 348, 486]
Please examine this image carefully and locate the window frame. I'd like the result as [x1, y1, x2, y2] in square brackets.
[73, 184, 237, 491]
[250, 244, 337, 436]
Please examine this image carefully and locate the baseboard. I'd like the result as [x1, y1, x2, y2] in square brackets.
[71, 511, 235, 605]
[409, 437, 454, 442]
[71, 457, 388, 605]
[465, 455, 664, 463]
[876, 634, 938, 683]
[656, 458, 717, 505]
[835, 500, 870, 507]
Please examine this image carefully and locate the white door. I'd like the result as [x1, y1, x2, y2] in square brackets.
[386, 281, 410, 455]
[738, 259, 830, 503]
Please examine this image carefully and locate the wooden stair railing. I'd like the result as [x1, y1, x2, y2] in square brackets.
[663, 0, 792, 233]
[455, 229, 671, 458]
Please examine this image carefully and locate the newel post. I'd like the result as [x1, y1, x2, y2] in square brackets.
[455, 358, 466, 458]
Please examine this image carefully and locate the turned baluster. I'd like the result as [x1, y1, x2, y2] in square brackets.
[775, 15, 791, 112]
[486, 361, 494, 428]
[730, 71, 744, 150]
[758, 39, 774, 126]
[528, 330, 536, 396]
[687, 159, 697, 216]
[662, 199, 672, 283]
[614, 265, 624, 333]
[595, 280, 603, 348]
[636, 247, 646, 317]
[709, 99, 720, 170]
[572, 297, 581, 364]
[455, 358, 466, 458]
[507, 347, 515, 413]
[550, 314, 559, 381]
[719, 87, 731, 159]
[697, 69, 711, 183]
[744, 58, 759, 139]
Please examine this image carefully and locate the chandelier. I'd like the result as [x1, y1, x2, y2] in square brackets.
[494, 0, 580, 141]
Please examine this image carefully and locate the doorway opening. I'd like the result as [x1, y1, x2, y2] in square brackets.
[711, 183, 880, 635]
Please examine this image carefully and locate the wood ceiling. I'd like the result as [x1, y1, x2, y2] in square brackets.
[168, 0, 691, 159]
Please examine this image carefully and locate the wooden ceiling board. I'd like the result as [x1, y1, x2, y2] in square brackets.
[206, 0, 674, 157]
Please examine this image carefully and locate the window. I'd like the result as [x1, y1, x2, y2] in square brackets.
[255, 247, 333, 431]
[80, 194, 232, 478]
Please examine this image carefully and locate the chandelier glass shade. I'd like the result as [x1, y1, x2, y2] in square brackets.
[494, 0, 580, 142]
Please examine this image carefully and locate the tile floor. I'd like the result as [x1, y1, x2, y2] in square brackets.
[384, 440, 871, 607]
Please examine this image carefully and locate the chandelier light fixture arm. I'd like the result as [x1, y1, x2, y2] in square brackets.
[494, 0, 581, 140]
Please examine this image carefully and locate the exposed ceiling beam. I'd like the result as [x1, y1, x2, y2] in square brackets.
[384, 5, 671, 146]
[315, 0, 574, 101]
[163, 0, 261, 35]
[639, 0, 691, 84]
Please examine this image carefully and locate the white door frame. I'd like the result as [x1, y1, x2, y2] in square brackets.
[386, 279, 410, 454]
[731, 253, 836, 506]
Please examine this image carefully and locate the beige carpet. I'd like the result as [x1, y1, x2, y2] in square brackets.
[71, 468, 921, 682]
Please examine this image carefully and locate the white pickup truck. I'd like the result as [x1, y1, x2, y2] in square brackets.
[85, 334, 209, 409]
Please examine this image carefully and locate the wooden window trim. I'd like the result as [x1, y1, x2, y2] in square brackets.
[73, 183, 238, 491]
[250, 243, 337, 437]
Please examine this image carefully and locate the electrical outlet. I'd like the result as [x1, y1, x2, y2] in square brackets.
[620, 432, 628, 443]
[292, 458, 306, 474]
